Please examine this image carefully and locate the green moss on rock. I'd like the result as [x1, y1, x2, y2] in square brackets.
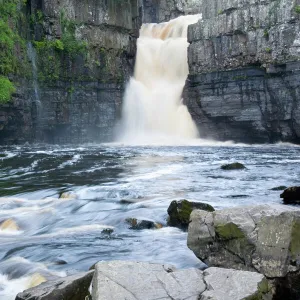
[215, 222, 245, 240]
[289, 220, 300, 259]
[167, 199, 215, 230]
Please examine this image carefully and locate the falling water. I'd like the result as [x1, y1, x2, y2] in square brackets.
[117, 15, 201, 144]
[27, 42, 41, 106]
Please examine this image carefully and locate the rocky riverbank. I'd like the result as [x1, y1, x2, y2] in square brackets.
[15, 189, 300, 299]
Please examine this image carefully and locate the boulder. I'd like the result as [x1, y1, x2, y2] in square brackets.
[91, 261, 272, 300]
[167, 199, 214, 230]
[271, 186, 287, 191]
[16, 271, 94, 300]
[221, 163, 246, 170]
[125, 218, 162, 230]
[280, 186, 300, 204]
[188, 204, 300, 299]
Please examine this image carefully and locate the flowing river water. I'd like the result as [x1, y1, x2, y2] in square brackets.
[0, 143, 300, 299]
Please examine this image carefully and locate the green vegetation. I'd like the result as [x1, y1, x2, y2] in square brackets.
[263, 29, 269, 38]
[215, 222, 245, 240]
[218, 9, 223, 15]
[0, 0, 29, 103]
[0, 76, 16, 103]
[295, 5, 300, 14]
[265, 47, 272, 53]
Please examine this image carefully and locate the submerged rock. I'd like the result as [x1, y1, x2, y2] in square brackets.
[0, 219, 19, 231]
[59, 192, 77, 200]
[221, 162, 246, 170]
[91, 261, 271, 300]
[16, 271, 94, 300]
[271, 186, 288, 191]
[280, 186, 300, 204]
[167, 199, 214, 230]
[188, 204, 300, 299]
[125, 218, 162, 230]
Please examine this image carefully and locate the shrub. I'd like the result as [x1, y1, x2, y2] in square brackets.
[0, 76, 16, 103]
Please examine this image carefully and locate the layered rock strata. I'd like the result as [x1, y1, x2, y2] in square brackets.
[185, 0, 300, 143]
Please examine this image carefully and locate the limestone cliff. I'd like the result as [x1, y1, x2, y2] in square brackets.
[0, 0, 139, 144]
[184, 0, 300, 143]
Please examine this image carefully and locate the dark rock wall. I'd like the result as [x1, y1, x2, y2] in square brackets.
[0, 0, 140, 144]
[185, 0, 300, 143]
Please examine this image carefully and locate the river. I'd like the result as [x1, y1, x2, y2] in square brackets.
[0, 143, 299, 299]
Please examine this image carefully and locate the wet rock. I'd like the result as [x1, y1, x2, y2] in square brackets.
[188, 204, 300, 299]
[91, 261, 272, 300]
[221, 163, 245, 170]
[167, 199, 214, 230]
[16, 271, 94, 300]
[125, 218, 162, 230]
[0, 219, 19, 231]
[101, 228, 114, 235]
[59, 192, 77, 200]
[280, 186, 300, 204]
[271, 186, 288, 191]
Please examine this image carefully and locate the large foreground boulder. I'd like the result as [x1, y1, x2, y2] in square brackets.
[91, 261, 271, 300]
[16, 271, 94, 300]
[188, 204, 300, 298]
[167, 199, 214, 229]
[280, 186, 300, 204]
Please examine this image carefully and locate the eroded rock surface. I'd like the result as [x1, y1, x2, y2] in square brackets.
[91, 261, 270, 300]
[188, 204, 300, 298]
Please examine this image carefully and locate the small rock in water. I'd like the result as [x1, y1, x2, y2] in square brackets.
[59, 192, 77, 200]
[221, 162, 246, 170]
[280, 186, 300, 204]
[0, 218, 19, 231]
[271, 186, 288, 191]
[125, 218, 162, 230]
[167, 200, 215, 230]
[101, 228, 114, 235]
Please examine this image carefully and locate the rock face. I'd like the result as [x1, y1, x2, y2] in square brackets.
[188, 204, 300, 298]
[0, 0, 140, 144]
[91, 261, 270, 300]
[280, 186, 300, 204]
[167, 199, 215, 230]
[16, 271, 94, 300]
[141, 0, 201, 23]
[185, 0, 300, 143]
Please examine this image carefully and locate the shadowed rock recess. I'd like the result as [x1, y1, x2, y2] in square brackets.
[184, 0, 300, 143]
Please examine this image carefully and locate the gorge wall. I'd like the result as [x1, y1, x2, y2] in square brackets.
[0, 0, 139, 144]
[1, 0, 300, 144]
[184, 0, 300, 143]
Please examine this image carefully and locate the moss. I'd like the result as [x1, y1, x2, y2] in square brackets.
[0, 76, 16, 103]
[265, 47, 272, 53]
[295, 5, 300, 14]
[263, 29, 269, 38]
[0, 0, 30, 77]
[289, 220, 300, 259]
[244, 278, 272, 300]
[215, 222, 245, 240]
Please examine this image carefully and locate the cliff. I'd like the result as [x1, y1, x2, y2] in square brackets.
[0, 0, 139, 144]
[184, 0, 300, 143]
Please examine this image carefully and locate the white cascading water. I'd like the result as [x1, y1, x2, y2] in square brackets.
[117, 15, 201, 145]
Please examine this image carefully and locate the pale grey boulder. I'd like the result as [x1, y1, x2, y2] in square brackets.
[187, 204, 300, 298]
[15, 271, 94, 300]
[91, 261, 271, 300]
[201, 267, 270, 300]
[92, 261, 205, 300]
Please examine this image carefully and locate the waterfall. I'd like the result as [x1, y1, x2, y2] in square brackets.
[27, 42, 41, 106]
[116, 15, 201, 145]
